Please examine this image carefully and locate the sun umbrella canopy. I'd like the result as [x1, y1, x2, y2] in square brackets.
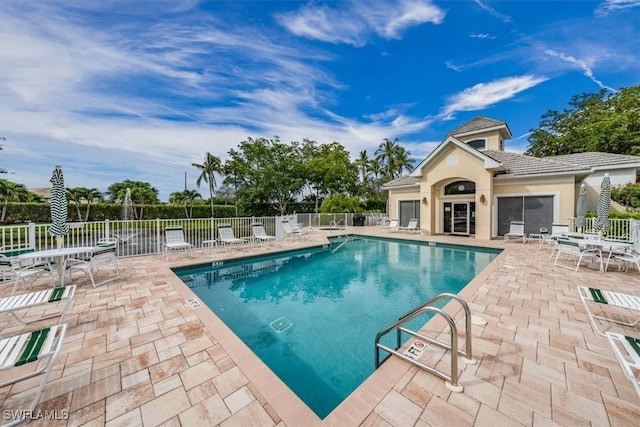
[575, 183, 586, 231]
[593, 173, 611, 236]
[49, 165, 69, 243]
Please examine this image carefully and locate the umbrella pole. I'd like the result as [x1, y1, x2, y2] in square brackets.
[56, 236, 64, 249]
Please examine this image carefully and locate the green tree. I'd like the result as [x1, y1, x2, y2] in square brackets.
[66, 187, 105, 221]
[224, 137, 305, 215]
[169, 189, 202, 218]
[375, 138, 400, 180]
[192, 152, 223, 217]
[0, 179, 29, 221]
[525, 85, 640, 156]
[612, 183, 640, 210]
[354, 150, 370, 183]
[319, 193, 364, 213]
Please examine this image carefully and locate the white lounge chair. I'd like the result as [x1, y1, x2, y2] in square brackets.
[282, 220, 306, 238]
[554, 239, 602, 271]
[163, 226, 194, 259]
[0, 286, 75, 324]
[398, 219, 419, 234]
[0, 324, 67, 427]
[606, 247, 640, 273]
[217, 224, 247, 246]
[252, 223, 276, 243]
[62, 241, 120, 288]
[604, 332, 640, 399]
[504, 221, 526, 243]
[577, 286, 640, 336]
[384, 220, 399, 232]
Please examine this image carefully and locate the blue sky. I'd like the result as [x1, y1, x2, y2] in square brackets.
[1, 0, 638, 201]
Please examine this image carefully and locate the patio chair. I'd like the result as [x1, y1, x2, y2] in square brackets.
[554, 239, 602, 271]
[382, 219, 399, 232]
[217, 224, 248, 246]
[282, 220, 306, 238]
[163, 226, 194, 260]
[0, 253, 55, 295]
[604, 332, 640, 399]
[62, 241, 120, 287]
[0, 324, 67, 427]
[606, 247, 640, 273]
[503, 221, 526, 243]
[0, 285, 75, 324]
[252, 223, 276, 243]
[577, 286, 640, 336]
[398, 219, 420, 234]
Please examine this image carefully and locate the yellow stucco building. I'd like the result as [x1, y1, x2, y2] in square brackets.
[383, 117, 640, 240]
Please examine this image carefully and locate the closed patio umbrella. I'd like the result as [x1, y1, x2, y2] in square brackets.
[50, 165, 69, 248]
[593, 173, 611, 237]
[575, 183, 586, 233]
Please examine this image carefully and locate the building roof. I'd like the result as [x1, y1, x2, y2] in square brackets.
[549, 152, 640, 168]
[29, 187, 51, 199]
[483, 150, 592, 177]
[383, 176, 421, 188]
[448, 116, 512, 139]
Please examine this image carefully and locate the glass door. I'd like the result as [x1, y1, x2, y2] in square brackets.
[452, 203, 469, 234]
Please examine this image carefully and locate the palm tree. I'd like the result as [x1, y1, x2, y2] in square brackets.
[354, 150, 370, 183]
[390, 146, 416, 177]
[66, 188, 84, 221]
[169, 190, 202, 219]
[192, 152, 223, 217]
[82, 188, 104, 221]
[375, 138, 399, 180]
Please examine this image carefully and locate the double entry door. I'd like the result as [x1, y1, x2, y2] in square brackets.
[443, 202, 475, 235]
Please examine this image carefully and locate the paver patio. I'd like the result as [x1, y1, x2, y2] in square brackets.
[1, 227, 639, 426]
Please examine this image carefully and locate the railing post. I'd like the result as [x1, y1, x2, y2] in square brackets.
[105, 219, 110, 240]
[156, 218, 161, 255]
[28, 222, 36, 250]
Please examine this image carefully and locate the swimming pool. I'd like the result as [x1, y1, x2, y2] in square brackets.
[173, 236, 501, 418]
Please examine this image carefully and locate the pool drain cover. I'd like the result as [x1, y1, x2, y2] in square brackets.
[270, 317, 292, 333]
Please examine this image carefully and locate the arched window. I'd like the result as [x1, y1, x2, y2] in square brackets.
[444, 181, 475, 195]
[467, 139, 485, 150]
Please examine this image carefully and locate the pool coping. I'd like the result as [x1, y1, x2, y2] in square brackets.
[165, 233, 509, 426]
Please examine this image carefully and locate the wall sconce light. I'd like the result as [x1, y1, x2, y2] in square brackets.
[421, 196, 428, 205]
[479, 194, 486, 203]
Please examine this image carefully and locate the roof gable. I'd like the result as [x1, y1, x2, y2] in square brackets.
[448, 116, 512, 139]
[410, 136, 502, 177]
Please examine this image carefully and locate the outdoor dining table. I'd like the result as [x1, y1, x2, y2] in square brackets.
[561, 236, 633, 272]
[17, 246, 95, 285]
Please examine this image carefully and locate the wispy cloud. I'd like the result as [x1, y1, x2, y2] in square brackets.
[473, 0, 512, 23]
[277, 0, 446, 46]
[469, 33, 496, 40]
[440, 75, 548, 118]
[541, 48, 617, 92]
[595, 0, 640, 15]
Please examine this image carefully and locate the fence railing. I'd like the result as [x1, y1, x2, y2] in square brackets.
[567, 217, 632, 241]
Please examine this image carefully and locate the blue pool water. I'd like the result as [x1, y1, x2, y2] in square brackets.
[173, 236, 500, 418]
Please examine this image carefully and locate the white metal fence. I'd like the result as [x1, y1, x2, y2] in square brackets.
[567, 217, 634, 241]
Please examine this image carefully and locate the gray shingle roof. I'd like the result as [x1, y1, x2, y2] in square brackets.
[448, 116, 508, 136]
[483, 150, 591, 176]
[549, 152, 640, 168]
[383, 176, 420, 188]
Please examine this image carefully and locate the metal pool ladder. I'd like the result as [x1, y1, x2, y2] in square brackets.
[374, 293, 477, 392]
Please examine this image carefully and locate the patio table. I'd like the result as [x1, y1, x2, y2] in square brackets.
[18, 246, 95, 285]
[562, 237, 633, 272]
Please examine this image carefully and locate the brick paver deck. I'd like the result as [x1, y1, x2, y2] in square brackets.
[1, 227, 639, 426]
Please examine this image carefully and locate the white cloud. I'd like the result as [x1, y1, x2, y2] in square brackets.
[277, 0, 445, 46]
[469, 33, 495, 40]
[541, 49, 617, 92]
[441, 75, 548, 117]
[473, 0, 512, 23]
[596, 0, 640, 15]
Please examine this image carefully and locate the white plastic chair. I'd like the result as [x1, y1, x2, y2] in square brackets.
[577, 286, 640, 336]
[163, 226, 194, 259]
[398, 219, 420, 234]
[0, 324, 67, 427]
[504, 221, 526, 243]
[217, 225, 247, 246]
[554, 239, 602, 271]
[252, 223, 276, 243]
[62, 240, 120, 287]
[282, 221, 306, 238]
